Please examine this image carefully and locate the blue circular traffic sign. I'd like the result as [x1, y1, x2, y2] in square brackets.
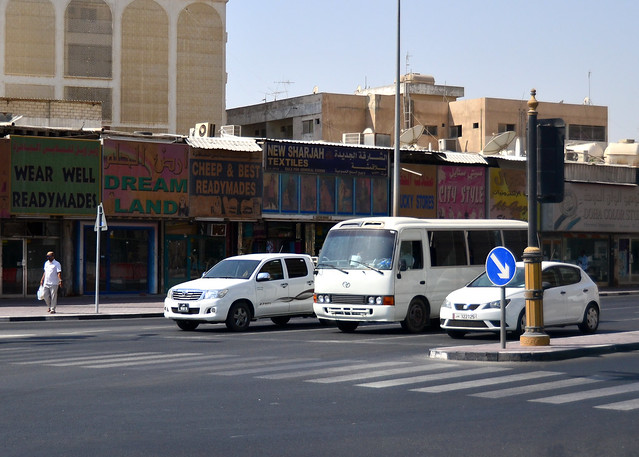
[485, 246, 517, 286]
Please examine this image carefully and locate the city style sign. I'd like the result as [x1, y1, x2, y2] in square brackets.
[264, 140, 389, 176]
[10, 136, 100, 216]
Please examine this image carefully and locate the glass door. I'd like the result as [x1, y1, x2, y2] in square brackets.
[2, 239, 25, 295]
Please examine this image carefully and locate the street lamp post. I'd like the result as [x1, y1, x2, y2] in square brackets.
[392, 0, 401, 216]
[521, 89, 550, 346]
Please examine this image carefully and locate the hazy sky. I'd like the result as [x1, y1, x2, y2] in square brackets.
[226, 0, 639, 143]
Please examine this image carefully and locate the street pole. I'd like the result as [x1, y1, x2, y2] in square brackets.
[392, 0, 401, 216]
[521, 89, 549, 346]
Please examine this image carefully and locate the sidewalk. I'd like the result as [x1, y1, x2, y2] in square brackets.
[0, 293, 164, 322]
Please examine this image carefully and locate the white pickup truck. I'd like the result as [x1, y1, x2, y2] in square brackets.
[164, 253, 316, 331]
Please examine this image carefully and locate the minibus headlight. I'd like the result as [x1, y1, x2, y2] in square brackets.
[367, 296, 383, 305]
[315, 294, 331, 304]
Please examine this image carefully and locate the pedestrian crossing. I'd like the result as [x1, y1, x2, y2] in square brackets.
[3, 347, 639, 412]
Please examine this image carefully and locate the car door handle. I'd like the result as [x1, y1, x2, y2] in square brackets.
[560, 290, 566, 294]
[420, 281, 425, 285]
[583, 288, 589, 293]
[281, 283, 288, 288]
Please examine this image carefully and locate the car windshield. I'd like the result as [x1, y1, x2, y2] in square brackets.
[468, 266, 526, 288]
[317, 229, 396, 270]
[203, 259, 260, 279]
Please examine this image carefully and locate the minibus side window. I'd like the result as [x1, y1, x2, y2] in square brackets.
[467, 230, 501, 265]
[399, 240, 423, 270]
[429, 231, 467, 266]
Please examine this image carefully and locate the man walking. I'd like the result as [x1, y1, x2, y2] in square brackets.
[40, 251, 62, 314]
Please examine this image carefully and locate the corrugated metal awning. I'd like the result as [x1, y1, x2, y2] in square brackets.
[186, 136, 262, 152]
[435, 151, 488, 164]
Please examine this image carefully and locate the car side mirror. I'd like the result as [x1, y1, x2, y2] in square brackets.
[256, 272, 271, 282]
[542, 281, 552, 290]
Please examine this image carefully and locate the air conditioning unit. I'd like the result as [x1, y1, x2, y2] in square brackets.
[342, 133, 363, 144]
[438, 138, 457, 152]
[194, 122, 215, 137]
[220, 125, 241, 137]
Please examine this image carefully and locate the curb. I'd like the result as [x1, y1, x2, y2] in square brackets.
[428, 340, 639, 362]
[0, 313, 164, 323]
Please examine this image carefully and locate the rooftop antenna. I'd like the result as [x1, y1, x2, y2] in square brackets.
[274, 80, 294, 99]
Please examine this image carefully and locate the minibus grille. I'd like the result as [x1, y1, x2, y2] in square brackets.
[330, 294, 367, 305]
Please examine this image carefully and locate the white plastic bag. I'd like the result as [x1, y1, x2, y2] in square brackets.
[37, 285, 45, 301]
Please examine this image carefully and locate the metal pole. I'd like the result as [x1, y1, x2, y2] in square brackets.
[521, 89, 549, 346]
[392, 0, 401, 216]
[95, 205, 101, 313]
[500, 286, 506, 349]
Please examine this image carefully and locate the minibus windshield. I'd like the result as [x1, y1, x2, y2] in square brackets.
[317, 229, 396, 270]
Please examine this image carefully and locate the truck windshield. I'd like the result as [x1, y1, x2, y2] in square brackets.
[203, 259, 260, 279]
[317, 229, 396, 270]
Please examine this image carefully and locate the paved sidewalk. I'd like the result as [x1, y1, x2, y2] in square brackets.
[0, 294, 164, 321]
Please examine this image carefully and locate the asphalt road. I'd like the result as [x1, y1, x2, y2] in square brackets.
[1, 294, 638, 457]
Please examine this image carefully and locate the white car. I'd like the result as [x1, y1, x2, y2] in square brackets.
[440, 261, 600, 339]
[164, 253, 315, 331]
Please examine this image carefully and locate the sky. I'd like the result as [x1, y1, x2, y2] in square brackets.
[226, 0, 639, 143]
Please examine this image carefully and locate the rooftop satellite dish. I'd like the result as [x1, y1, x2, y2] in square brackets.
[482, 130, 516, 155]
[312, 85, 319, 94]
[400, 124, 424, 146]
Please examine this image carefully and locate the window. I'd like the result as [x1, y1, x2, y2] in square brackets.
[424, 125, 438, 136]
[503, 230, 527, 260]
[558, 266, 581, 286]
[542, 267, 560, 288]
[259, 260, 284, 280]
[284, 258, 308, 278]
[449, 125, 462, 138]
[302, 119, 314, 135]
[568, 124, 606, 142]
[467, 230, 501, 265]
[473, 122, 479, 129]
[399, 240, 424, 270]
[429, 231, 467, 267]
[498, 123, 516, 133]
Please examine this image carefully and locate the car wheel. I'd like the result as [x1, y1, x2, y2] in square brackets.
[514, 310, 526, 337]
[336, 321, 359, 332]
[176, 320, 199, 331]
[271, 316, 291, 326]
[402, 299, 429, 333]
[578, 303, 599, 334]
[446, 330, 467, 339]
[225, 302, 252, 332]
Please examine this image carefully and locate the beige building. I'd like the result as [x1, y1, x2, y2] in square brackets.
[0, 0, 227, 135]
[227, 73, 608, 154]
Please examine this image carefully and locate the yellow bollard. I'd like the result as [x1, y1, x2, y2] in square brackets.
[520, 246, 550, 346]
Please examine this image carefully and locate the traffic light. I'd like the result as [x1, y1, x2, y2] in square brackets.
[537, 118, 565, 203]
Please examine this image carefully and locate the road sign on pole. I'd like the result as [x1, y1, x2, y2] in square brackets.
[486, 246, 517, 349]
[486, 246, 516, 286]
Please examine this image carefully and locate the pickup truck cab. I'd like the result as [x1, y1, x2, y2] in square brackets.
[164, 253, 316, 331]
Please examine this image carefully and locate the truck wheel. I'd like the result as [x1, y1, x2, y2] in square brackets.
[225, 302, 252, 331]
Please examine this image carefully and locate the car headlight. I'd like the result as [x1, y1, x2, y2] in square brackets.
[167, 287, 174, 299]
[441, 298, 452, 309]
[485, 299, 510, 309]
[202, 289, 228, 300]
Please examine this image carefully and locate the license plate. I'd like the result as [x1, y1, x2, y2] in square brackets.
[453, 312, 477, 320]
[178, 303, 190, 313]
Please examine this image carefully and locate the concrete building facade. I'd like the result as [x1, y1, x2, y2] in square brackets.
[0, 0, 227, 135]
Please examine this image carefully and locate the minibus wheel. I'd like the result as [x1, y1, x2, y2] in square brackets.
[402, 298, 428, 333]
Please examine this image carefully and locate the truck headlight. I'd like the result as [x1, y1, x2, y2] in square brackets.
[203, 289, 228, 300]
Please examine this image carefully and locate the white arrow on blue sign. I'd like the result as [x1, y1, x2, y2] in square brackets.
[485, 246, 517, 286]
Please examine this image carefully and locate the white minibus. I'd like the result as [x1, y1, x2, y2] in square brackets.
[313, 217, 528, 332]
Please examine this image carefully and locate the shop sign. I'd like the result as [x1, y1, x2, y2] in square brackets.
[190, 151, 262, 219]
[103, 139, 189, 217]
[437, 166, 485, 219]
[542, 182, 639, 233]
[398, 163, 437, 218]
[264, 140, 388, 176]
[10, 136, 100, 216]
[488, 168, 527, 221]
